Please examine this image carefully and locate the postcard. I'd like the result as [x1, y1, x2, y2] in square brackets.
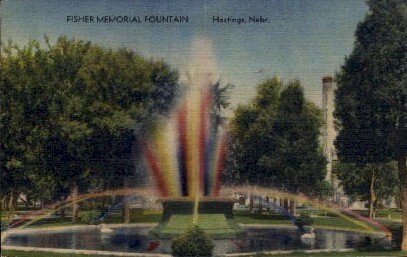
[1, 0, 405, 256]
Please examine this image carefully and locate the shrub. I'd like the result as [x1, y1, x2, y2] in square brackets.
[80, 210, 100, 224]
[295, 212, 313, 230]
[356, 235, 387, 251]
[388, 223, 402, 249]
[171, 226, 214, 257]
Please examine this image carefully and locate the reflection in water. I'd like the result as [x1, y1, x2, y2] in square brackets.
[4, 227, 368, 254]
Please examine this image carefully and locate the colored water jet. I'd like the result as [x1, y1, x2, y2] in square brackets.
[141, 37, 227, 198]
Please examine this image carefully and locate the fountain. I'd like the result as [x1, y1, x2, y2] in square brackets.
[141, 37, 242, 238]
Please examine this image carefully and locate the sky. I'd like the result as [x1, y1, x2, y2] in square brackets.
[1, 0, 368, 111]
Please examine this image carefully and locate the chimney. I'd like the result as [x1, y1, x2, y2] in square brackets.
[322, 76, 337, 182]
[322, 76, 333, 84]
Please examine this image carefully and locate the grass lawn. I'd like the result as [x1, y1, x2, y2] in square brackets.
[20, 209, 162, 228]
[1, 212, 10, 223]
[26, 217, 87, 227]
[165, 214, 231, 230]
[233, 212, 378, 232]
[1, 250, 118, 257]
[2, 250, 405, 257]
[376, 209, 402, 220]
[234, 212, 293, 225]
[2, 208, 390, 233]
[249, 251, 406, 257]
[159, 214, 238, 235]
[312, 217, 375, 231]
[352, 209, 402, 221]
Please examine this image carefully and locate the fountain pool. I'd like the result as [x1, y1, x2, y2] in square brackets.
[3, 225, 375, 255]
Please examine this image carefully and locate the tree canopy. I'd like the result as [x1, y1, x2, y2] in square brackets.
[229, 77, 326, 195]
[335, 0, 406, 164]
[0, 37, 180, 211]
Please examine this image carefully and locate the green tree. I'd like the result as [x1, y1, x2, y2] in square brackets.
[230, 77, 326, 195]
[210, 81, 233, 131]
[262, 81, 326, 193]
[334, 162, 399, 218]
[0, 40, 54, 215]
[1, 37, 180, 221]
[334, 0, 406, 249]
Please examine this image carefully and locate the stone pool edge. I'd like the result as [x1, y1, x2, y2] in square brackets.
[2, 222, 386, 236]
[1, 223, 155, 235]
[240, 223, 387, 236]
[2, 245, 356, 257]
[1, 245, 172, 257]
[218, 248, 355, 257]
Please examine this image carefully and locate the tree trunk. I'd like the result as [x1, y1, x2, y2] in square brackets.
[368, 167, 376, 219]
[123, 198, 130, 224]
[7, 190, 15, 219]
[289, 200, 296, 215]
[258, 196, 263, 214]
[283, 198, 289, 211]
[60, 208, 66, 218]
[72, 182, 79, 223]
[249, 195, 254, 214]
[397, 153, 407, 251]
[122, 180, 130, 224]
[1, 195, 5, 212]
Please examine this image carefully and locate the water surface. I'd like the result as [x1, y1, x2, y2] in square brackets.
[4, 226, 369, 254]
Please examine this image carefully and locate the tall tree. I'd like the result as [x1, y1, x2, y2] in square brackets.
[258, 81, 326, 193]
[334, 0, 406, 249]
[1, 40, 55, 214]
[229, 78, 280, 185]
[1, 37, 180, 221]
[230, 77, 326, 195]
